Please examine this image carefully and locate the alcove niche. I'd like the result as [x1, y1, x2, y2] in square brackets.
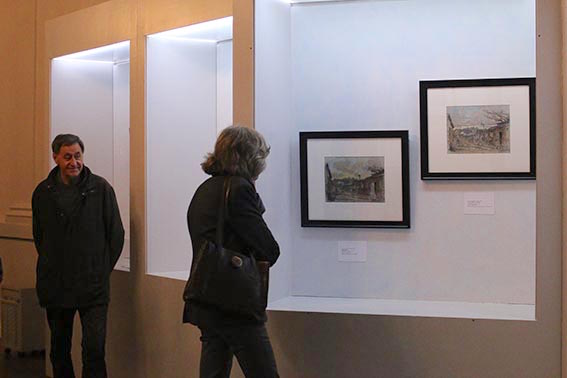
[255, 0, 537, 320]
[146, 17, 233, 279]
[50, 41, 131, 272]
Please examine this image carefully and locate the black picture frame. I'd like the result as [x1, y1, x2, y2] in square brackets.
[420, 78, 536, 180]
[300, 130, 410, 228]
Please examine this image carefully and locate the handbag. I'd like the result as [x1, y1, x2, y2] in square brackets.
[183, 177, 270, 317]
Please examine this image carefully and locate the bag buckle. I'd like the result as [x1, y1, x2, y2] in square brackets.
[231, 255, 243, 268]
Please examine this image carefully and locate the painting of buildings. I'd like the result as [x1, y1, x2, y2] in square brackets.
[447, 104, 510, 154]
[324, 156, 385, 203]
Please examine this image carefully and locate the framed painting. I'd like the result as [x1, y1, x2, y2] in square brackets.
[300, 130, 410, 228]
[420, 78, 536, 180]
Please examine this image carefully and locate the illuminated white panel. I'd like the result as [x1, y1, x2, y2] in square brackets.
[146, 17, 233, 278]
[50, 41, 131, 272]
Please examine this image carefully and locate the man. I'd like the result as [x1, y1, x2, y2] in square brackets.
[32, 134, 124, 378]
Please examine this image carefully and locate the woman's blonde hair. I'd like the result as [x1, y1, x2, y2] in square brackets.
[202, 126, 270, 180]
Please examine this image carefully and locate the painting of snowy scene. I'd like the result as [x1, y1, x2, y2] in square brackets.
[446, 104, 510, 154]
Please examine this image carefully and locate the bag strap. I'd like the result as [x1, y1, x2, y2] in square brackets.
[215, 176, 232, 248]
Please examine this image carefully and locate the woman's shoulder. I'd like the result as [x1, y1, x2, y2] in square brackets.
[230, 176, 253, 188]
[189, 176, 218, 205]
[195, 175, 223, 190]
[229, 176, 256, 198]
[192, 175, 255, 201]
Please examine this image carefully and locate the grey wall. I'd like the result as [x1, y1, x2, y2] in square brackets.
[257, 0, 538, 316]
[258, 0, 562, 377]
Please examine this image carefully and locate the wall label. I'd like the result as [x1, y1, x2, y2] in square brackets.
[464, 192, 495, 215]
[338, 241, 367, 262]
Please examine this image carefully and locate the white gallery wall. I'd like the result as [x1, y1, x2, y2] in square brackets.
[217, 40, 233, 134]
[51, 46, 131, 271]
[256, 0, 536, 319]
[51, 60, 115, 180]
[146, 31, 233, 278]
[255, 0, 294, 305]
[112, 62, 131, 270]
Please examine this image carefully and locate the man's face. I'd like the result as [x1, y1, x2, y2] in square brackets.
[53, 143, 84, 183]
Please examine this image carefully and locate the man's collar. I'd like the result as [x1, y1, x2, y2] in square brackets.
[48, 165, 91, 189]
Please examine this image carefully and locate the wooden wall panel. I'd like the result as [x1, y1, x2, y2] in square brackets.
[36, 0, 110, 22]
[0, 0, 36, 217]
[140, 0, 231, 35]
[233, 0, 254, 127]
[45, 0, 135, 59]
[562, 0, 567, 376]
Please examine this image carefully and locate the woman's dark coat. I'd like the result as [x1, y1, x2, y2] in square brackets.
[184, 175, 280, 327]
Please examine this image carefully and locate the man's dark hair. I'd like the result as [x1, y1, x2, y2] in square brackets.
[51, 134, 85, 154]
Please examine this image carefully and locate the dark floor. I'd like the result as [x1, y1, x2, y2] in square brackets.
[0, 343, 45, 378]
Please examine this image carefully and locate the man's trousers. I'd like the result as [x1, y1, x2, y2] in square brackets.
[46, 304, 108, 378]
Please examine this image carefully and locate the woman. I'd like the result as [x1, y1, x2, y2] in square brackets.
[184, 126, 280, 378]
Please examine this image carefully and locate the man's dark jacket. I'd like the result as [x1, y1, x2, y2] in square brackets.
[184, 175, 280, 327]
[32, 166, 125, 308]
